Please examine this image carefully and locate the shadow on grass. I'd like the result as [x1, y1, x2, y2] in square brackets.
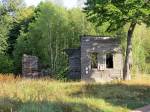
[70, 83, 150, 109]
[0, 97, 104, 112]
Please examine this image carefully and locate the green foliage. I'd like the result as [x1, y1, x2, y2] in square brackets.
[132, 24, 147, 73]
[0, 9, 13, 54]
[13, 31, 32, 74]
[145, 63, 150, 73]
[0, 0, 25, 55]
[0, 0, 33, 73]
[0, 54, 14, 73]
[10, 7, 34, 73]
[7, 7, 34, 56]
[117, 24, 150, 74]
[84, 0, 150, 31]
[142, 27, 150, 63]
[1, 0, 25, 12]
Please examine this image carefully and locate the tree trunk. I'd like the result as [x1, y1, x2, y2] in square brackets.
[123, 22, 136, 80]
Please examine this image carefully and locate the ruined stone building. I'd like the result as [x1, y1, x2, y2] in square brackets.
[22, 54, 39, 78]
[65, 36, 123, 82]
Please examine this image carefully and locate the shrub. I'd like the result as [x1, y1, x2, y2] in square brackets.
[0, 54, 14, 73]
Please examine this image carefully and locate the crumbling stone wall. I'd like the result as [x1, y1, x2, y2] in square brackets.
[22, 54, 39, 78]
[81, 36, 123, 82]
[65, 48, 81, 80]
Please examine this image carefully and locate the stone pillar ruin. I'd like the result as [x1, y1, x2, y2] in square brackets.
[22, 54, 39, 78]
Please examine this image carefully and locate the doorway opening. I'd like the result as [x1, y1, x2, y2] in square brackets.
[106, 53, 113, 68]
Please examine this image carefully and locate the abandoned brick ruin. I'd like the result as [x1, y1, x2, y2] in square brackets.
[65, 36, 123, 82]
[22, 54, 39, 78]
[22, 36, 123, 81]
[22, 54, 51, 78]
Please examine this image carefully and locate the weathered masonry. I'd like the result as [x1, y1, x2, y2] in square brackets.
[65, 48, 81, 80]
[22, 54, 39, 78]
[66, 36, 123, 82]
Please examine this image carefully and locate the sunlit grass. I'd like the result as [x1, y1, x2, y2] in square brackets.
[0, 74, 150, 112]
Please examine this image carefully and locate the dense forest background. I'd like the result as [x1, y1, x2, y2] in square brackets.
[0, 0, 150, 79]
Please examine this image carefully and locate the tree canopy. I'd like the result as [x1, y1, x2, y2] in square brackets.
[84, 0, 150, 31]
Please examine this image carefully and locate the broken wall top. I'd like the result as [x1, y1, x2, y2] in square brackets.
[81, 36, 120, 44]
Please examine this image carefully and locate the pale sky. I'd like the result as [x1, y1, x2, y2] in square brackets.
[25, 0, 78, 8]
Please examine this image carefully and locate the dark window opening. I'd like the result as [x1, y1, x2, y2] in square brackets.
[91, 53, 98, 68]
[106, 53, 113, 68]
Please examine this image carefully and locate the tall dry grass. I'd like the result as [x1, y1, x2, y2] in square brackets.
[0, 74, 149, 112]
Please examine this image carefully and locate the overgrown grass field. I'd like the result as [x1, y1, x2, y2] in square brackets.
[0, 74, 150, 112]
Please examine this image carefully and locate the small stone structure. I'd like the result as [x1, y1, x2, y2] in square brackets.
[65, 36, 123, 82]
[65, 48, 81, 80]
[22, 54, 39, 78]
